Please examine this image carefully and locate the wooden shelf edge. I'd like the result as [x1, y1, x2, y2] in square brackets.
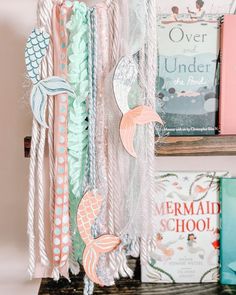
[24, 136, 31, 158]
[156, 135, 236, 157]
[24, 135, 236, 158]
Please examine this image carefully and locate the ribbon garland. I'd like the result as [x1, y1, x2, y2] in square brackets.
[26, 0, 161, 292]
[52, 1, 71, 279]
[67, 2, 90, 262]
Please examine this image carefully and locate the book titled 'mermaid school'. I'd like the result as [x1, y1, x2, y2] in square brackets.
[156, 0, 235, 136]
[142, 171, 229, 283]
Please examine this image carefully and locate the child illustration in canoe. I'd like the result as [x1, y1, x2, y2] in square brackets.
[162, 1, 210, 24]
[170, 6, 179, 22]
[187, 0, 206, 20]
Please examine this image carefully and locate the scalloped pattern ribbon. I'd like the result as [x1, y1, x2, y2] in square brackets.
[67, 2, 89, 262]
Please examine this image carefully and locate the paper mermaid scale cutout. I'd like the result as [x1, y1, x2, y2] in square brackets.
[25, 28, 75, 127]
[77, 191, 120, 286]
[113, 56, 163, 158]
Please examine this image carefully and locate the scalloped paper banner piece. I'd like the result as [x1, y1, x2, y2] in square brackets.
[77, 191, 120, 286]
[25, 28, 75, 127]
[113, 56, 164, 158]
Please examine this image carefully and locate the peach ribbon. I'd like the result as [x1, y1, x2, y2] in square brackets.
[52, 2, 71, 278]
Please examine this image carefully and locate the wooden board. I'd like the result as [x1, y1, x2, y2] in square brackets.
[156, 136, 236, 157]
[39, 258, 236, 295]
[24, 136, 31, 158]
[24, 135, 236, 158]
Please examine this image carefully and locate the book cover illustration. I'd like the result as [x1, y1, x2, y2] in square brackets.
[142, 171, 229, 283]
[220, 178, 236, 285]
[156, 1, 236, 136]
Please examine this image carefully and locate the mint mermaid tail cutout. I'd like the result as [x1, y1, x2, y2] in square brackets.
[25, 29, 75, 127]
[30, 77, 75, 127]
[25, 29, 50, 85]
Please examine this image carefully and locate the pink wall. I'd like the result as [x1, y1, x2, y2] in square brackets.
[0, 0, 37, 248]
[1, 0, 236, 257]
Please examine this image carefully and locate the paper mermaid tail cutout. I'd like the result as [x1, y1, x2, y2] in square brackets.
[30, 76, 75, 127]
[113, 56, 164, 158]
[83, 235, 120, 285]
[77, 191, 120, 285]
[120, 106, 163, 158]
[113, 56, 138, 114]
[25, 28, 75, 127]
[25, 29, 50, 85]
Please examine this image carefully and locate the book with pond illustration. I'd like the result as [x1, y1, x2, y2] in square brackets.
[156, 0, 235, 136]
[142, 171, 229, 283]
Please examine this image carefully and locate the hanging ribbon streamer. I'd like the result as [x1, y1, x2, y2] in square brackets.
[76, 7, 121, 287]
[67, 2, 89, 262]
[25, 0, 163, 291]
[51, 1, 71, 279]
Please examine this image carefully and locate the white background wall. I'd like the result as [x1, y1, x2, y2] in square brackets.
[0, 0, 236, 294]
[0, 1, 40, 294]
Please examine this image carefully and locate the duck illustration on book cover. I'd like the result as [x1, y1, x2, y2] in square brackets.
[142, 171, 229, 283]
[156, 0, 236, 136]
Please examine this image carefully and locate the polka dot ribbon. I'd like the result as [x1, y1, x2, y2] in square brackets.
[52, 2, 71, 276]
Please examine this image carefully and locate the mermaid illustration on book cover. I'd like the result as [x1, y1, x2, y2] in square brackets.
[142, 171, 228, 283]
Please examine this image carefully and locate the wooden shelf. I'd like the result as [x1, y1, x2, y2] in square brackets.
[39, 258, 236, 294]
[156, 135, 236, 157]
[24, 136, 31, 158]
[25, 135, 236, 158]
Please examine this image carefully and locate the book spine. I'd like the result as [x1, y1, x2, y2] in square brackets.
[219, 17, 224, 135]
[220, 178, 236, 285]
[219, 15, 236, 135]
[219, 178, 224, 283]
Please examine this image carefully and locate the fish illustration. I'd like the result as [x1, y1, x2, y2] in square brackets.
[77, 191, 120, 286]
[194, 185, 208, 193]
[25, 28, 75, 127]
[113, 56, 163, 158]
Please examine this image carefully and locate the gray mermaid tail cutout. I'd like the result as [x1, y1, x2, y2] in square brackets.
[25, 28, 75, 127]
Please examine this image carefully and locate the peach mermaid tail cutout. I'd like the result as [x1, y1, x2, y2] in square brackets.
[77, 191, 121, 285]
[120, 105, 164, 157]
[83, 235, 120, 286]
[77, 191, 103, 244]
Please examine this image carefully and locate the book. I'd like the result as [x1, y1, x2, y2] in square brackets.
[142, 171, 229, 283]
[156, 20, 220, 136]
[156, 1, 235, 136]
[220, 178, 236, 285]
[219, 15, 236, 135]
